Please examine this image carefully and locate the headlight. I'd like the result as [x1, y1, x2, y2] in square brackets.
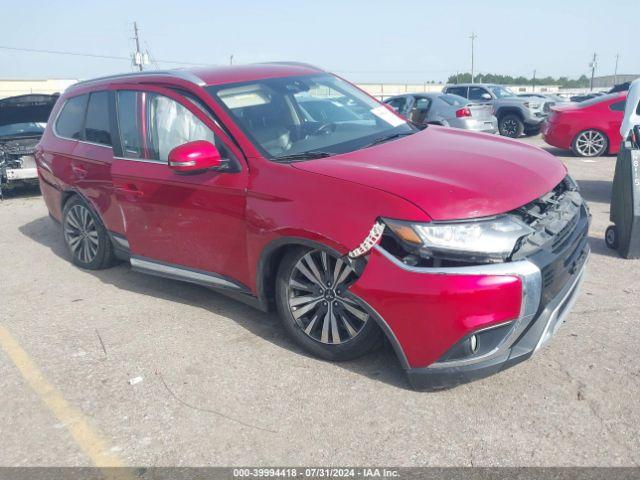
[384, 215, 534, 262]
[523, 102, 541, 109]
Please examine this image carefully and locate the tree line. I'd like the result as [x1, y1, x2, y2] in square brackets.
[447, 73, 590, 88]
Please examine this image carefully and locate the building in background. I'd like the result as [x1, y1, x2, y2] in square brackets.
[592, 74, 640, 89]
[0, 79, 78, 100]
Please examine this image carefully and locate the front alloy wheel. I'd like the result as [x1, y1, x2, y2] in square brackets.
[276, 248, 382, 361]
[498, 115, 524, 138]
[573, 130, 608, 157]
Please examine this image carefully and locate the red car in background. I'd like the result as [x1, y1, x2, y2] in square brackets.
[542, 92, 627, 157]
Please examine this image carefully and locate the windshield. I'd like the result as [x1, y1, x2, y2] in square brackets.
[488, 86, 516, 99]
[0, 121, 46, 138]
[207, 74, 416, 160]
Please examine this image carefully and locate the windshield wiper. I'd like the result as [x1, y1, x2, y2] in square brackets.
[363, 132, 415, 149]
[274, 151, 334, 162]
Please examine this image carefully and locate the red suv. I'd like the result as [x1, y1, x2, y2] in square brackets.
[36, 64, 590, 389]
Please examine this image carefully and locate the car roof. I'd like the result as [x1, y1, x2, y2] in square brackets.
[66, 63, 324, 92]
[385, 93, 440, 100]
[445, 83, 498, 88]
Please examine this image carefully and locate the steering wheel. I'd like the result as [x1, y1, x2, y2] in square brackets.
[307, 122, 337, 137]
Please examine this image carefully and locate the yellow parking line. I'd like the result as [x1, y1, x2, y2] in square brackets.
[0, 325, 125, 467]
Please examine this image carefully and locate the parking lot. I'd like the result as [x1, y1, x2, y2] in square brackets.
[1, 134, 639, 467]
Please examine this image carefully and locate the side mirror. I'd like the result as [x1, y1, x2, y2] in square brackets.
[481, 93, 492, 100]
[168, 140, 223, 174]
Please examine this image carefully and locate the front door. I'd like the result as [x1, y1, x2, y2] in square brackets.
[110, 86, 251, 289]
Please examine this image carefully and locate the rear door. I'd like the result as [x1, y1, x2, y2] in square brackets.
[110, 85, 251, 287]
[70, 90, 121, 230]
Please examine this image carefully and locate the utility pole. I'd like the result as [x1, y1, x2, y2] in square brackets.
[229, 54, 234, 66]
[470, 32, 477, 84]
[532, 69, 536, 92]
[614, 53, 620, 85]
[133, 22, 143, 72]
[589, 52, 597, 91]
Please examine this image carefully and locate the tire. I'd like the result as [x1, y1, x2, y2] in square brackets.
[524, 126, 541, 136]
[498, 114, 524, 138]
[62, 195, 115, 270]
[275, 247, 382, 361]
[605, 225, 618, 250]
[572, 129, 609, 157]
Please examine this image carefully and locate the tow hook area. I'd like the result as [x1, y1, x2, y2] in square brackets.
[348, 221, 385, 259]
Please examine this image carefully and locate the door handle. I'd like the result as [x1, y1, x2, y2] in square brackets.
[115, 184, 144, 197]
[71, 164, 88, 178]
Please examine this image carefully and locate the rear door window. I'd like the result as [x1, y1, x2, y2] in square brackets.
[84, 91, 112, 145]
[55, 94, 88, 140]
[116, 91, 144, 159]
[446, 86, 468, 98]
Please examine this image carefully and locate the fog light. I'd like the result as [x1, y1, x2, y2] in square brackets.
[469, 334, 478, 353]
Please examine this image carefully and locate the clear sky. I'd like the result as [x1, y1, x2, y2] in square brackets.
[1, 0, 638, 84]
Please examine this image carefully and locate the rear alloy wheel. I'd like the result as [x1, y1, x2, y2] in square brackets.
[62, 196, 115, 270]
[276, 248, 382, 361]
[573, 130, 608, 157]
[499, 114, 524, 138]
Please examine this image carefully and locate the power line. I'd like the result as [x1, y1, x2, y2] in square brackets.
[0, 44, 207, 66]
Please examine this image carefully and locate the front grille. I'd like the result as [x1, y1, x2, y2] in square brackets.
[511, 177, 584, 258]
[511, 176, 589, 307]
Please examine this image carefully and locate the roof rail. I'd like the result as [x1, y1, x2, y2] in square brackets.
[257, 61, 323, 71]
[69, 69, 207, 89]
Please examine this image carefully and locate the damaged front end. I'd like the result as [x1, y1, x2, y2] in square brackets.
[343, 176, 590, 389]
[0, 94, 58, 198]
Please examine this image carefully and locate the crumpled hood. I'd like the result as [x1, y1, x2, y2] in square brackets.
[292, 127, 567, 220]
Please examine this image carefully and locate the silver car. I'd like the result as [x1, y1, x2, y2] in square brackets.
[384, 93, 498, 133]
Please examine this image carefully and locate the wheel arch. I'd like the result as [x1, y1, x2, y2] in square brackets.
[256, 236, 410, 369]
[495, 107, 524, 121]
[256, 237, 345, 312]
[60, 189, 110, 231]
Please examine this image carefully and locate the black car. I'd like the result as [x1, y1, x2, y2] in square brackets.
[0, 94, 58, 197]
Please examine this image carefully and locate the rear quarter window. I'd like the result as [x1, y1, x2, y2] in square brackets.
[55, 94, 88, 140]
[609, 100, 626, 112]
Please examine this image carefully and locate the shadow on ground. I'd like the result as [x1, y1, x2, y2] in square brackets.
[588, 235, 619, 259]
[576, 179, 612, 205]
[19, 215, 410, 390]
[1, 184, 41, 200]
